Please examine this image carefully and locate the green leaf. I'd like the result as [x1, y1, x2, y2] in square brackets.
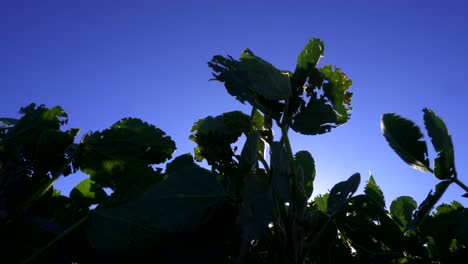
[381, 113, 431, 172]
[69, 178, 107, 206]
[313, 193, 329, 213]
[86, 154, 226, 255]
[74, 118, 175, 193]
[295, 150, 316, 198]
[319, 65, 353, 124]
[364, 175, 385, 208]
[336, 195, 405, 253]
[0, 118, 18, 126]
[290, 65, 352, 135]
[293, 38, 325, 88]
[238, 167, 273, 241]
[271, 142, 291, 202]
[296, 38, 325, 71]
[208, 51, 285, 119]
[251, 108, 264, 130]
[289, 98, 339, 135]
[390, 196, 417, 230]
[406, 180, 451, 232]
[239, 131, 260, 168]
[423, 108, 456, 179]
[327, 173, 360, 214]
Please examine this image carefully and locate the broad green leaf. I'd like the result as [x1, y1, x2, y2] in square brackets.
[289, 98, 339, 135]
[271, 142, 291, 202]
[296, 38, 324, 71]
[327, 173, 360, 214]
[423, 108, 455, 179]
[313, 193, 329, 213]
[238, 167, 273, 241]
[293, 38, 325, 88]
[208, 52, 285, 119]
[381, 113, 431, 172]
[390, 196, 417, 230]
[74, 118, 175, 193]
[364, 175, 385, 208]
[290, 65, 352, 135]
[86, 154, 226, 255]
[295, 150, 316, 198]
[69, 178, 107, 206]
[251, 108, 264, 130]
[406, 180, 451, 232]
[419, 201, 468, 258]
[319, 65, 353, 124]
[239, 131, 260, 168]
[336, 195, 405, 253]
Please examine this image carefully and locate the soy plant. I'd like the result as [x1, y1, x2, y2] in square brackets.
[380, 109, 468, 262]
[187, 38, 354, 263]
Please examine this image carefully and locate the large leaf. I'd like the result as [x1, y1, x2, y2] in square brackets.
[423, 108, 456, 179]
[336, 195, 405, 254]
[190, 111, 251, 175]
[69, 178, 107, 207]
[239, 131, 260, 168]
[238, 167, 273, 242]
[85, 154, 226, 255]
[390, 196, 417, 230]
[208, 50, 286, 119]
[74, 118, 175, 193]
[327, 173, 360, 214]
[271, 142, 291, 202]
[364, 175, 385, 208]
[295, 150, 316, 198]
[406, 180, 451, 232]
[293, 38, 325, 88]
[290, 65, 352, 135]
[381, 113, 431, 172]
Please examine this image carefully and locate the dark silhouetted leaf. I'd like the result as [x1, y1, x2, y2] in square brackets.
[364, 175, 385, 208]
[423, 108, 456, 180]
[327, 173, 360, 214]
[271, 142, 291, 202]
[290, 65, 352, 135]
[74, 118, 175, 193]
[295, 151, 315, 198]
[390, 196, 417, 230]
[240, 131, 260, 168]
[69, 178, 107, 207]
[86, 154, 226, 255]
[238, 167, 273, 242]
[208, 51, 286, 119]
[336, 195, 405, 254]
[381, 113, 431, 172]
[406, 180, 451, 232]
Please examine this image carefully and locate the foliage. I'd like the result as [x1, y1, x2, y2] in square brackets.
[0, 38, 467, 264]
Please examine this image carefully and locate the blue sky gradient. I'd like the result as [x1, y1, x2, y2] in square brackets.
[2, 0, 468, 207]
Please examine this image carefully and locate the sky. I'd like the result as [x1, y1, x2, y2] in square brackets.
[1, 0, 468, 208]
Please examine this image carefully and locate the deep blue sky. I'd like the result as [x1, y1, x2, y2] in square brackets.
[2, 0, 468, 207]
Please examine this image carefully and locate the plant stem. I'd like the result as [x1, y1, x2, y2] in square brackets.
[21, 214, 90, 264]
[453, 178, 468, 193]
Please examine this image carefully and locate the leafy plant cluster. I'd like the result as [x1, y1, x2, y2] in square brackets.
[1, 38, 467, 263]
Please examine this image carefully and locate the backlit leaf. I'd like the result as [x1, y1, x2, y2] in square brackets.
[327, 173, 360, 214]
[381, 113, 431, 172]
[295, 150, 316, 198]
[69, 178, 107, 206]
[390, 196, 417, 230]
[423, 108, 455, 179]
[86, 154, 226, 255]
[364, 175, 385, 208]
